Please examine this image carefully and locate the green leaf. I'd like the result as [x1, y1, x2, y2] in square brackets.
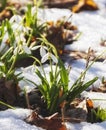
[6, 20, 15, 45]
[58, 58, 69, 91]
[0, 100, 16, 110]
[68, 77, 98, 102]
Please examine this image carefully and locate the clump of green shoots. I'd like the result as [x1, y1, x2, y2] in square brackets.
[29, 36, 98, 115]
[24, 4, 46, 37]
[0, 46, 23, 109]
[0, 3, 46, 59]
[0, 47, 21, 82]
[89, 106, 106, 123]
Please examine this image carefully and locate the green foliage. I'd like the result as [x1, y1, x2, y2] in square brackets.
[96, 108, 106, 121]
[67, 77, 98, 103]
[91, 107, 106, 122]
[0, 4, 47, 61]
[0, 47, 23, 82]
[34, 57, 98, 115]
[0, 1, 100, 116]
[0, 100, 16, 110]
[5, 19, 15, 46]
[29, 37, 98, 115]
[34, 58, 69, 114]
[0, 0, 7, 11]
[0, 3, 46, 83]
[25, 4, 46, 37]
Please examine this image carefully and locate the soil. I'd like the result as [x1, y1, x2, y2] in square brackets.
[0, 78, 26, 110]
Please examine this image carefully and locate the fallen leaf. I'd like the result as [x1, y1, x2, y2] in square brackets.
[25, 111, 67, 130]
[46, 20, 78, 55]
[71, 0, 98, 13]
[0, 8, 13, 21]
[86, 98, 94, 109]
[100, 40, 106, 47]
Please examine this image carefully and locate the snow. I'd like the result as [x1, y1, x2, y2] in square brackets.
[67, 121, 106, 130]
[1, 0, 106, 130]
[0, 108, 106, 130]
[68, 59, 106, 88]
[81, 91, 106, 109]
[65, 0, 106, 53]
[0, 109, 43, 130]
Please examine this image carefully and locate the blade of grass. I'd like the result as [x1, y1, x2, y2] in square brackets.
[0, 101, 16, 110]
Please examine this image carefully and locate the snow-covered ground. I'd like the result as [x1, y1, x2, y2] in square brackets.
[0, 0, 106, 130]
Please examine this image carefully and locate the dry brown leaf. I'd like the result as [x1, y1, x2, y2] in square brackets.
[86, 98, 94, 109]
[0, 9, 13, 21]
[25, 112, 67, 130]
[0, 78, 20, 108]
[100, 40, 106, 47]
[46, 20, 78, 55]
[72, 0, 98, 13]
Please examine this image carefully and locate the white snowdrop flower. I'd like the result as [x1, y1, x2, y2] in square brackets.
[9, 15, 22, 24]
[18, 25, 25, 32]
[15, 35, 20, 43]
[41, 52, 58, 63]
[40, 45, 47, 57]
[23, 26, 30, 34]
[31, 44, 48, 57]
[22, 45, 31, 54]
[0, 32, 9, 52]
[31, 7, 36, 16]
[0, 43, 9, 54]
[41, 52, 49, 63]
[2, 32, 8, 43]
[11, 23, 19, 30]
[50, 53, 58, 63]
[31, 44, 47, 50]
[29, 41, 36, 49]
[13, 40, 17, 48]
[20, 33, 26, 43]
[0, 62, 4, 66]
[31, 45, 41, 51]
[18, 25, 29, 33]
[14, 47, 18, 55]
[15, 33, 26, 43]
[12, 23, 30, 34]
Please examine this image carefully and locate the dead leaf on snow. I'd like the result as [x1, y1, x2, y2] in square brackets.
[46, 20, 78, 55]
[91, 80, 106, 93]
[100, 40, 106, 47]
[71, 0, 99, 13]
[25, 112, 67, 130]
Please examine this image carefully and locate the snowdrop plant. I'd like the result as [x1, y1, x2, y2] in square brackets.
[0, 46, 22, 82]
[90, 107, 106, 123]
[29, 37, 67, 115]
[0, 16, 32, 55]
[0, 45, 24, 108]
[24, 4, 46, 37]
[0, 4, 46, 64]
[29, 36, 98, 115]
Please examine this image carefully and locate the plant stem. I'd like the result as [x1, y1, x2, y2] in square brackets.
[80, 49, 106, 81]
[25, 92, 30, 109]
[0, 101, 16, 110]
[8, 54, 17, 75]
